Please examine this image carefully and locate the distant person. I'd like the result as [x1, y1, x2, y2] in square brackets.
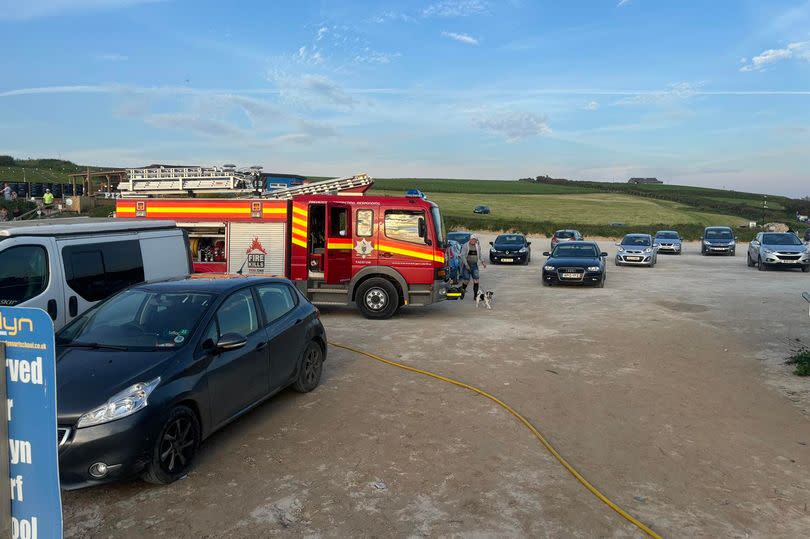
[0, 208, 7, 221]
[459, 235, 486, 300]
[43, 188, 54, 205]
[2, 182, 10, 201]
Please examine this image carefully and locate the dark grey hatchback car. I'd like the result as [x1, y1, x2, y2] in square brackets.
[55, 276, 326, 489]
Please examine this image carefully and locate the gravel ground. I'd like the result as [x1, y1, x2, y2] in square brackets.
[62, 236, 810, 538]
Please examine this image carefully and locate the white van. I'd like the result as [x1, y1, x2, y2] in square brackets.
[0, 218, 191, 330]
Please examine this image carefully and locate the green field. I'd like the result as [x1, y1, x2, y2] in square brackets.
[372, 178, 596, 195]
[375, 190, 747, 227]
[0, 158, 99, 184]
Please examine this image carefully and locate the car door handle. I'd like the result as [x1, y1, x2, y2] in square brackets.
[255, 341, 268, 351]
[68, 295, 78, 317]
[47, 299, 58, 321]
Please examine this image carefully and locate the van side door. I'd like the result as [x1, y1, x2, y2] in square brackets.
[0, 237, 65, 328]
[58, 237, 146, 325]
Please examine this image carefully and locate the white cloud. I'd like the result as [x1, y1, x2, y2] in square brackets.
[474, 111, 551, 142]
[423, 0, 487, 17]
[145, 113, 247, 139]
[617, 0, 632, 6]
[585, 100, 600, 111]
[273, 74, 355, 108]
[316, 26, 328, 41]
[740, 41, 810, 72]
[614, 82, 701, 105]
[0, 0, 163, 20]
[442, 31, 479, 45]
[354, 49, 400, 64]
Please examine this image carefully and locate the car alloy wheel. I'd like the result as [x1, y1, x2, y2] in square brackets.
[143, 405, 200, 485]
[294, 341, 324, 393]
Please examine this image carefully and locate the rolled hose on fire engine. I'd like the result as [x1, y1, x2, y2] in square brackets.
[331, 342, 663, 539]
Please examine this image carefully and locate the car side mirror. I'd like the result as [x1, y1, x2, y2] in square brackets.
[615, 242, 621, 246]
[489, 241, 493, 245]
[542, 251, 550, 257]
[217, 333, 247, 351]
[527, 241, 532, 246]
[601, 252, 608, 257]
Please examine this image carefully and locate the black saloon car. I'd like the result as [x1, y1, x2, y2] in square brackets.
[542, 241, 607, 287]
[55, 276, 326, 489]
[489, 234, 531, 264]
[473, 205, 491, 214]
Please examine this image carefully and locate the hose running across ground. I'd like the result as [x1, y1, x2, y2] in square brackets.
[331, 342, 663, 539]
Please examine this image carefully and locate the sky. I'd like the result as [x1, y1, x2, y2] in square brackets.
[0, 0, 809, 197]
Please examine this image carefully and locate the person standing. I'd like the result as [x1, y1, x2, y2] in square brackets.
[2, 182, 11, 201]
[459, 235, 486, 300]
[43, 188, 54, 205]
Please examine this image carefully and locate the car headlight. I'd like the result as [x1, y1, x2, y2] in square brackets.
[617, 246, 624, 252]
[644, 247, 652, 253]
[519, 247, 528, 253]
[761, 247, 775, 255]
[77, 377, 161, 428]
[586, 266, 600, 272]
[704, 240, 711, 245]
[543, 265, 556, 271]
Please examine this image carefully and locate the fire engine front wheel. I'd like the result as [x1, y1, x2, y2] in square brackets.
[356, 278, 399, 319]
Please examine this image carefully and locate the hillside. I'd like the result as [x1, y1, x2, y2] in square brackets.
[0, 156, 102, 184]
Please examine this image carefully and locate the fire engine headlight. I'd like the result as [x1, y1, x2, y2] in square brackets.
[77, 378, 160, 428]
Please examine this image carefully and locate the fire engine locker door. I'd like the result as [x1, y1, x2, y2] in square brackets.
[325, 202, 352, 284]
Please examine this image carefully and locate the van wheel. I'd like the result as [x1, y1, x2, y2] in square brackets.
[143, 405, 200, 485]
[293, 341, 323, 393]
[356, 278, 399, 319]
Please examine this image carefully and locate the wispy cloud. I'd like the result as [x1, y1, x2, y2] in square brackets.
[273, 73, 356, 108]
[614, 82, 701, 105]
[145, 113, 247, 139]
[739, 41, 810, 72]
[474, 111, 551, 142]
[617, 0, 633, 7]
[1, 0, 163, 20]
[442, 31, 479, 45]
[585, 100, 600, 111]
[423, 0, 488, 17]
[94, 53, 128, 62]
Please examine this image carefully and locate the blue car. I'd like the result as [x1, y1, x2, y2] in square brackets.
[654, 230, 682, 255]
[701, 226, 737, 256]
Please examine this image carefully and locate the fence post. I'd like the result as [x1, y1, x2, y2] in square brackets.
[0, 342, 10, 536]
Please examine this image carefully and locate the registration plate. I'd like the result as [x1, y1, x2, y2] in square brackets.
[501, 258, 513, 262]
[627, 257, 641, 261]
[561, 272, 581, 279]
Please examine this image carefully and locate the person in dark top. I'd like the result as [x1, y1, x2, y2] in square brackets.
[459, 235, 486, 300]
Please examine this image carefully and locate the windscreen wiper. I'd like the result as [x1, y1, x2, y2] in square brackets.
[58, 341, 130, 351]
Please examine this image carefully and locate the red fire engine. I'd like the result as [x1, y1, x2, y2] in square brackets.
[114, 168, 450, 318]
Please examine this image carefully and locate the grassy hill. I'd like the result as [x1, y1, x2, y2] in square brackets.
[0, 156, 101, 184]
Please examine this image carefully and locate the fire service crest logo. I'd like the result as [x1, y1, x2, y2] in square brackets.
[246, 237, 268, 272]
[355, 238, 374, 258]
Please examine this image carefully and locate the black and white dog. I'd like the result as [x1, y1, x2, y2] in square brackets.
[475, 290, 494, 309]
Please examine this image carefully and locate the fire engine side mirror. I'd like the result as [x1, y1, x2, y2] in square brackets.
[417, 218, 427, 239]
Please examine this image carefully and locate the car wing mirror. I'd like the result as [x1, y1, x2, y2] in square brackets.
[489, 241, 494, 245]
[615, 242, 621, 246]
[601, 252, 608, 257]
[217, 333, 247, 351]
[542, 251, 550, 257]
[527, 241, 531, 246]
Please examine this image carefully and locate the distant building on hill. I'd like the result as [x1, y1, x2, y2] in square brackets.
[628, 177, 663, 185]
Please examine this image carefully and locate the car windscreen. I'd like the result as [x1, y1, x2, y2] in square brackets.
[495, 235, 524, 245]
[621, 236, 651, 246]
[553, 244, 597, 258]
[57, 289, 214, 350]
[655, 232, 679, 239]
[762, 233, 802, 246]
[556, 231, 576, 239]
[705, 228, 733, 240]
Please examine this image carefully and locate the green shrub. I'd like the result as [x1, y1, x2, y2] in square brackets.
[786, 349, 810, 377]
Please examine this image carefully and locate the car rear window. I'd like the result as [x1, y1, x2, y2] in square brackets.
[556, 231, 576, 239]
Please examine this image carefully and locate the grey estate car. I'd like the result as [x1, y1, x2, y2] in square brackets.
[654, 230, 682, 254]
[615, 234, 658, 267]
[747, 232, 810, 272]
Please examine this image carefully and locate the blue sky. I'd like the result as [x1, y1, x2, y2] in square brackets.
[1, 0, 808, 196]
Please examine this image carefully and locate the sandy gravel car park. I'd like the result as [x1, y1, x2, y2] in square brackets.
[63, 234, 810, 538]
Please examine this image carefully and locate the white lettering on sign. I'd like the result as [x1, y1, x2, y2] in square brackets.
[4, 357, 43, 384]
[11, 516, 38, 539]
[10, 438, 33, 464]
[10, 475, 24, 502]
[7, 397, 13, 420]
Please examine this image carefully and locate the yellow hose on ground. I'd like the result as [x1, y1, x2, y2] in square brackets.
[331, 342, 663, 539]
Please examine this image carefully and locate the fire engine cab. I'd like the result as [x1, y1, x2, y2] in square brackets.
[114, 167, 450, 318]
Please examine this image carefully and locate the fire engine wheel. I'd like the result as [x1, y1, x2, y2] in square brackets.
[357, 278, 399, 319]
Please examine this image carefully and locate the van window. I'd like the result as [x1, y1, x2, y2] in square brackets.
[385, 210, 428, 245]
[356, 209, 373, 237]
[0, 245, 49, 306]
[62, 240, 145, 302]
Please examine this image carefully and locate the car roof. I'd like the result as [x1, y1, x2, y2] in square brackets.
[0, 218, 178, 237]
[555, 229, 579, 234]
[705, 226, 731, 230]
[655, 230, 678, 234]
[624, 233, 651, 237]
[554, 240, 597, 247]
[136, 276, 289, 294]
[496, 233, 524, 238]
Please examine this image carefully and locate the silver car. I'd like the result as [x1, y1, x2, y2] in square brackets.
[747, 232, 810, 272]
[615, 234, 658, 267]
[654, 230, 682, 254]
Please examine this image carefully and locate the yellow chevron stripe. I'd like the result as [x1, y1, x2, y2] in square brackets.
[292, 216, 307, 227]
[378, 244, 436, 262]
[292, 206, 308, 217]
[292, 226, 307, 238]
[291, 237, 307, 248]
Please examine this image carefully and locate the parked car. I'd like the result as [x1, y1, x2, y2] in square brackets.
[550, 229, 583, 249]
[701, 226, 736, 256]
[447, 231, 472, 245]
[473, 205, 491, 214]
[55, 276, 326, 489]
[654, 230, 682, 255]
[489, 233, 531, 264]
[615, 234, 657, 267]
[541, 241, 607, 287]
[747, 232, 810, 272]
[0, 218, 191, 330]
